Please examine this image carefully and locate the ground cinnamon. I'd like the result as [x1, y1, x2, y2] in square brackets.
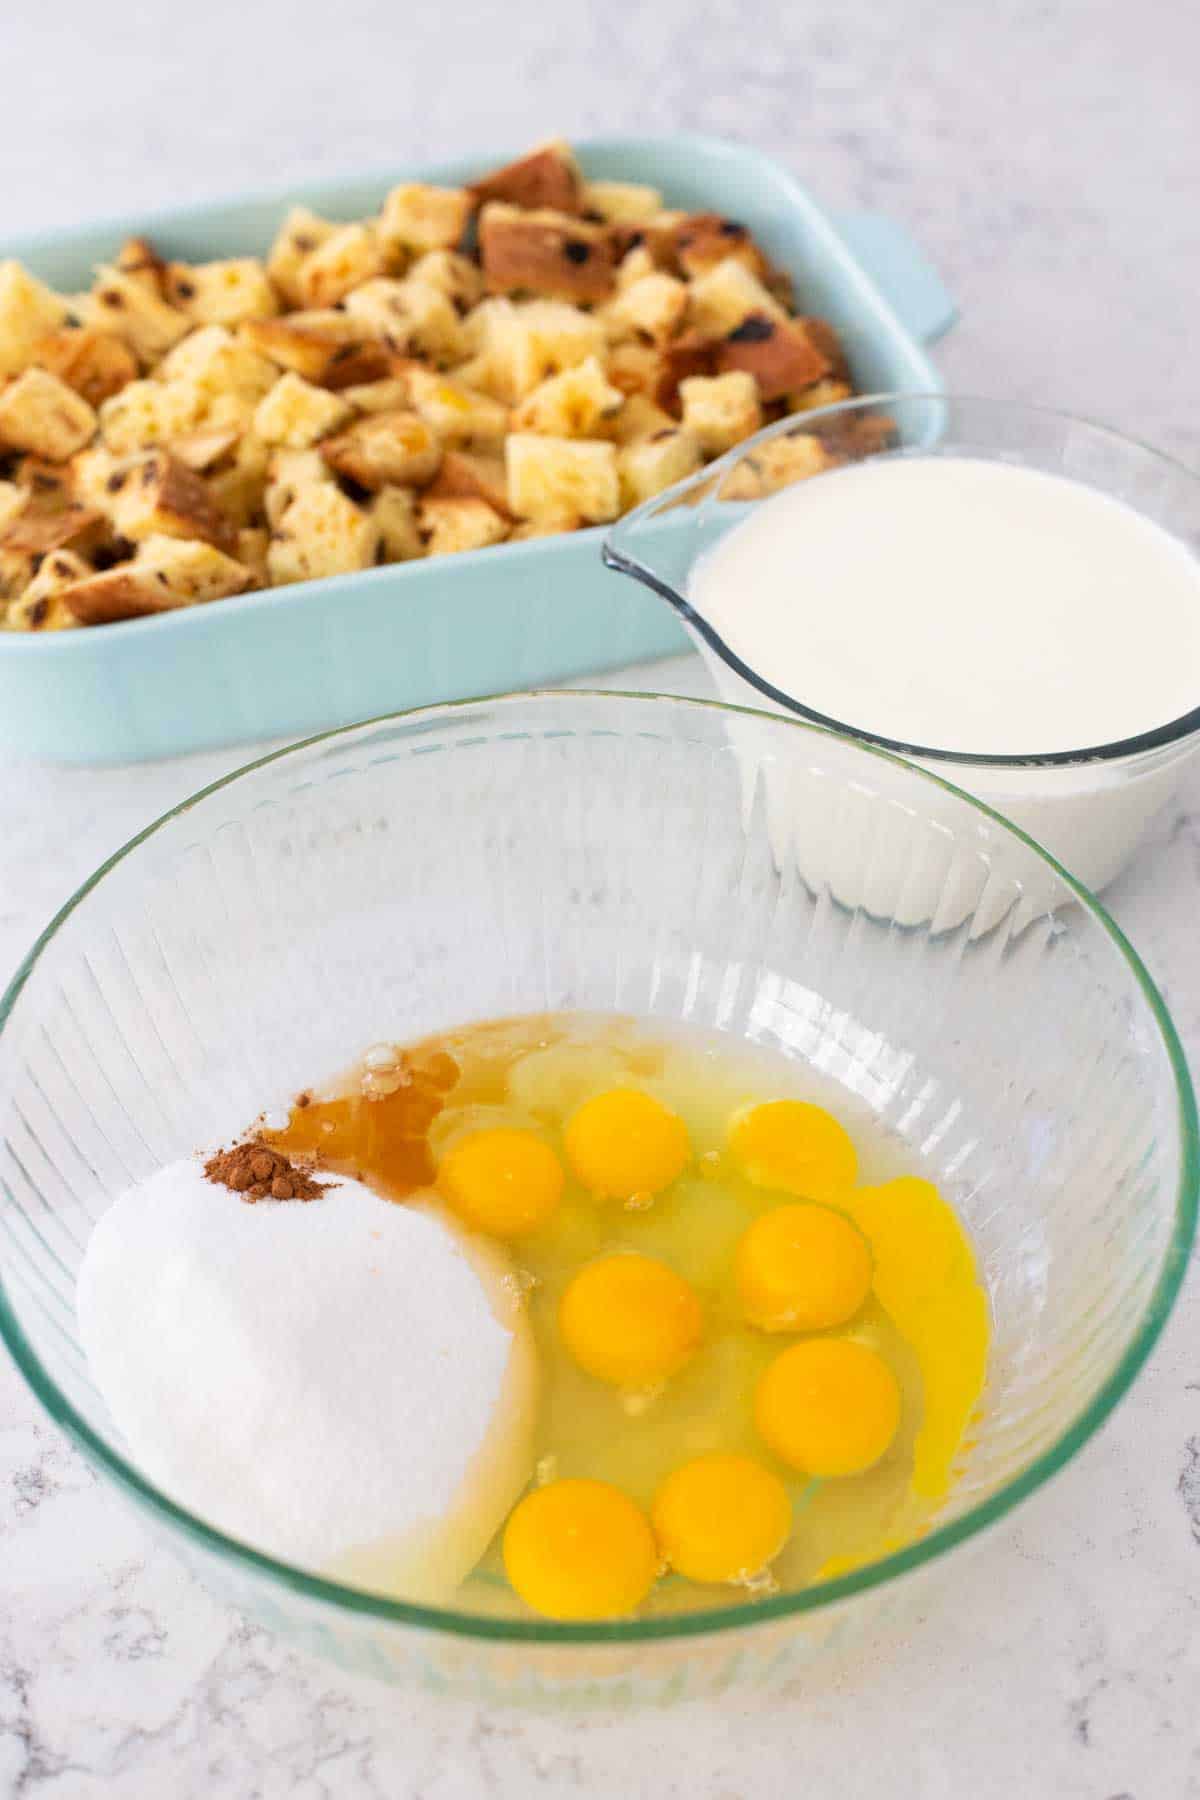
[203, 1140, 329, 1204]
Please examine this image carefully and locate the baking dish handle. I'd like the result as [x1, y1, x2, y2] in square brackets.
[830, 211, 958, 346]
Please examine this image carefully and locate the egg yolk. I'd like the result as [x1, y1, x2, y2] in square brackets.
[652, 1453, 792, 1585]
[755, 1337, 900, 1477]
[734, 1201, 872, 1332]
[437, 1127, 563, 1238]
[564, 1088, 690, 1200]
[728, 1100, 857, 1202]
[503, 1478, 658, 1619]
[559, 1253, 703, 1387]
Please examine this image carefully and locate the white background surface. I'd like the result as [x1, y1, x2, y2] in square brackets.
[3, 1, 1200, 1794]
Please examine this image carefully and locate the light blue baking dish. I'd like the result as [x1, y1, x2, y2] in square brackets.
[1, 134, 953, 763]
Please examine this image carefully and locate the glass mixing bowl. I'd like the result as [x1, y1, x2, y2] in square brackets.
[0, 692, 1194, 1706]
[603, 395, 1200, 903]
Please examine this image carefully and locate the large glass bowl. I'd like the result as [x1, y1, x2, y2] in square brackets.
[0, 692, 1194, 1706]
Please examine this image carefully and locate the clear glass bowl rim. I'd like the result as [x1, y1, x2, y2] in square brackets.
[0, 688, 1194, 1648]
[603, 393, 1200, 769]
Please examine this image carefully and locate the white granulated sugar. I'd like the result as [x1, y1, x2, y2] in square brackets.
[77, 1160, 535, 1602]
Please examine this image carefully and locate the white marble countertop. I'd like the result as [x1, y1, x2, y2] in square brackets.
[3, 0, 1200, 1793]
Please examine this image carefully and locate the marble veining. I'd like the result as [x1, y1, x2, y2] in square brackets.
[3, 0, 1200, 1791]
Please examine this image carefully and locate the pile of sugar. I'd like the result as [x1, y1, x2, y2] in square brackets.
[76, 1160, 535, 1601]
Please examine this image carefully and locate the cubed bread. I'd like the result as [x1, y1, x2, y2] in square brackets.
[379, 184, 475, 256]
[607, 272, 689, 345]
[0, 481, 23, 531]
[606, 340, 661, 398]
[789, 376, 854, 413]
[371, 485, 424, 561]
[5, 549, 91, 630]
[159, 325, 278, 400]
[511, 356, 623, 438]
[717, 314, 833, 401]
[506, 433, 619, 524]
[687, 258, 786, 338]
[235, 527, 270, 586]
[480, 299, 606, 401]
[342, 377, 413, 415]
[417, 495, 508, 556]
[479, 204, 616, 304]
[253, 373, 351, 449]
[58, 534, 252, 624]
[12, 457, 74, 509]
[241, 311, 365, 383]
[267, 483, 379, 585]
[31, 327, 137, 408]
[722, 430, 831, 499]
[166, 258, 279, 326]
[406, 250, 484, 313]
[319, 340, 414, 391]
[114, 236, 169, 295]
[319, 409, 441, 490]
[607, 391, 675, 444]
[426, 447, 510, 515]
[267, 208, 337, 305]
[614, 245, 659, 291]
[0, 368, 97, 460]
[509, 513, 579, 540]
[296, 224, 385, 310]
[343, 277, 464, 364]
[406, 367, 508, 441]
[169, 426, 243, 472]
[207, 432, 271, 528]
[582, 181, 663, 223]
[98, 377, 206, 454]
[678, 370, 762, 454]
[70, 445, 124, 516]
[673, 214, 770, 280]
[654, 333, 721, 410]
[471, 141, 582, 214]
[1, 502, 107, 564]
[264, 448, 332, 529]
[84, 266, 191, 362]
[0, 262, 72, 379]
[106, 449, 237, 552]
[617, 428, 704, 508]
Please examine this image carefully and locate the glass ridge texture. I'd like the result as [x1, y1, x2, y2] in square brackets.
[0, 693, 1194, 1706]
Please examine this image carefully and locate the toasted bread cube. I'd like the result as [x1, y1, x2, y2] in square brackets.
[169, 426, 243, 472]
[58, 535, 251, 624]
[6, 549, 91, 630]
[370, 485, 423, 561]
[164, 258, 279, 328]
[407, 250, 484, 313]
[235, 526, 270, 585]
[607, 391, 675, 445]
[617, 428, 704, 508]
[342, 377, 413, 415]
[343, 278, 464, 363]
[85, 266, 191, 362]
[208, 432, 270, 528]
[1, 502, 106, 564]
[481, 299, 606, 401]
[0, 481, 23, 531]
[717, 315, 833, 402]
[296, 224, 385, 310]
[582, 181, 663, 224]
[405, 367, 507, 441]
[98, 378, 206, 454]
[607, 340, 660, 399]
[509, 514, 579, 540]
[70, 446, 124, 517]
[479, 204, 615, 304]
[673, 214, 769, 280]
[318, 340, 413, 391]
[31, 327, 137, 408]
[241, 311, 364, 383]
[264, 447, 332, 529]
[471, 141, 582, 214]
[511, 356, 623, 438]
[417, 495, 508, 557]
[253, 373, 351, 450]
[679, 371, 762, 454]
[380, 184, 476, 256]
[0, 368, 96, 460]
[158, 325, 278, 401]
[268, 484, 378, 585]
[725, 431, 831, 499]
[52, 563, 172, 624]
[608, 273, 689, 346]
[107, 450, 237, 552]
[615, 245, 658, 291]
[609, 213, 686, 272]
[687, 258, 786, 338]
[267, 207, 337, 305]
[426, 447, 510, 514]
[0, 263, 72, 379]
[320, 409, 441, 490]
[789, 376, 854, 414]
[506, 433, 619, 524]
[114, 236, 169, 295]
[14, 456, 75, 510]
[654, 333, 721, 410]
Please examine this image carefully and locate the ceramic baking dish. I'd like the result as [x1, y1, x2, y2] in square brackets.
[0, 134, 953, 763]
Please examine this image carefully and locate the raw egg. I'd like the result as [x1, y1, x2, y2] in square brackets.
[503, 1478, 658, 1619]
